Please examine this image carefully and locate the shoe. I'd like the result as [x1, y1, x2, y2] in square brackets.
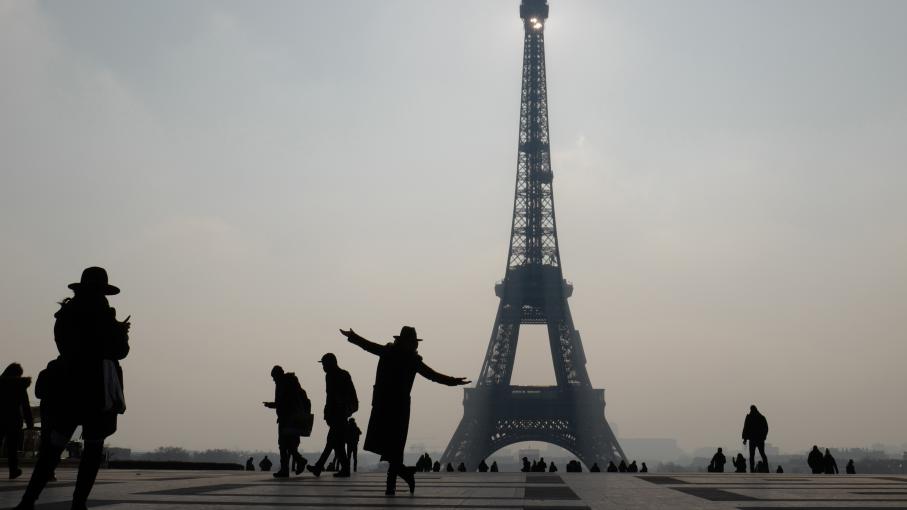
[294, 457, 308, 475]
[13, 501, 35, 510]
[273, 470, 290, 478]
[71, 502, 87, 510]
[306, 465, 322, 478]
[10, 468, 23, 480]
[402, 466, 416, 494]
[384, 489, 395, 496]
[333, 470, 351, 478]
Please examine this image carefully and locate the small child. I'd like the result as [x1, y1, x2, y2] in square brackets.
[346, 418, 362, 472]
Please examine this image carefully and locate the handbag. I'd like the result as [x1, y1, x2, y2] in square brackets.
[102, 359, 126, 414]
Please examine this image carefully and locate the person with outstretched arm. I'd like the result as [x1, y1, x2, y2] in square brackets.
[341, 326, 469, 495]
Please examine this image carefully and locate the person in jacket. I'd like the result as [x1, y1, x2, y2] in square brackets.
[710, 448, 727, 473]
[307, 353, 357, 478]
[0, 363, 34, 480]
[823, 449, 838, 474]
[341, 326, 469, 495]
[263, 365, 308, 477]
[742, 405, 769, 472]
[732, 453, 747, 473]
[807, 445, 824, 474]
[346, 417, 362, 472]
[16, 267, 130, 510]
[845, 459, 855, 474]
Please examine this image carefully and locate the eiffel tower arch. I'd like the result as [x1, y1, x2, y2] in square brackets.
[440, 0, 625, 469]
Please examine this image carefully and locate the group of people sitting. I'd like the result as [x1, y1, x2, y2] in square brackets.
[604, 459, 647, 472]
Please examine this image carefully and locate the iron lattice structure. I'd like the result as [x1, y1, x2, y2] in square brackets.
[440, 0, 625, 469]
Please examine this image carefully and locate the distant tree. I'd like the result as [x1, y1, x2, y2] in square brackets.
[193, 449, 244, 464]
[144, 447, 192, 462]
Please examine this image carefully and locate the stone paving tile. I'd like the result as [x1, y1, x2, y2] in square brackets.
[3, 470, 907, 509]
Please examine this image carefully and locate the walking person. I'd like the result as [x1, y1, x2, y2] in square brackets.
[807, 445, 824, 474]
[742, 405, 769, 472]
[0, 363, 34, 480]
[16, 267, 130, 510]
[341, 326, 469, 495]
[823, 449, 838, 474]
[263, 366, 310, 477]
[307, 353, 357, 478]
[346, 417, 361, 472]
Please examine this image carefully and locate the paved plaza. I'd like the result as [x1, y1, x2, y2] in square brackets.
[4, 470, 907, 509]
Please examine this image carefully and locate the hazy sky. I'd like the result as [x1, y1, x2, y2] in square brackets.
[2, 0, 906, 456]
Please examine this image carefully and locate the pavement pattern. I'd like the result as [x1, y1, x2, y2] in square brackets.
[3, 470, 907, 509]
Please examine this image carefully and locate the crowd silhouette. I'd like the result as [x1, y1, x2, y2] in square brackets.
[0, 267, 874, 509]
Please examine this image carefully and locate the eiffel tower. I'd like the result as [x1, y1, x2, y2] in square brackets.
[440, 0, 625, 469]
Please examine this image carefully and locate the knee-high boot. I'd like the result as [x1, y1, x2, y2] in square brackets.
[71, 440, 104, 509]
[16, 441, 66, 509]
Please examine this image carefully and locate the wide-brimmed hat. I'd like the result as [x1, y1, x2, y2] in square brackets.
[394, 326, 422, 342]
[68, 267, 120, 295]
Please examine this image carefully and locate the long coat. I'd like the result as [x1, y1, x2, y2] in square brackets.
[347, 334, 460, 464]
[0, 376, 33, 429]
[52, 294, 129, 434]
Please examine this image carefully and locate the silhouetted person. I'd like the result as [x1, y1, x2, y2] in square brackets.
[640, 462, 648, 473]
[776, 465, 783, 473]
[537, 457, 547, 472]
[433, 461, 441, 472]
[607, 461, 618, 472]
[490, 461, 499, 472]
[457, 462, 467, 472]
[618, 460, 628, 472]
[1, 363, 33, 480]
[531, 459, 538, 472]
[807, 445, 824, 474]
[446, 462, 454, 472]
[628, 460, 639, 473]
[733, 453, 746, 473]
[590, 462, 601, 472]
[33, 360, 61, 482]
[346, 417, 361, 472]
[245, 457, 255, 471]
[742, 405, 769, 473]
[521, 456, 531, 472]
[711, 448, 727, 473]
[342, 327, 469, 495]
[823, 449, 838, 474]
[259, 455, 273, 471]
[263, 365, 309, 477]
[307, 353, 357, 478]
[755, 460, 766, 473]
[15, 268, 130, 510]
[846, 459, 855, 474]
[478, 459, 489, 472]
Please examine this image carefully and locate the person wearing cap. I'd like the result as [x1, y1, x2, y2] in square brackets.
[341, 326, 469, 495]
[307, 353, 357, 478]
[263, 365, 308, 478]
[16, 267, 131, 510]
